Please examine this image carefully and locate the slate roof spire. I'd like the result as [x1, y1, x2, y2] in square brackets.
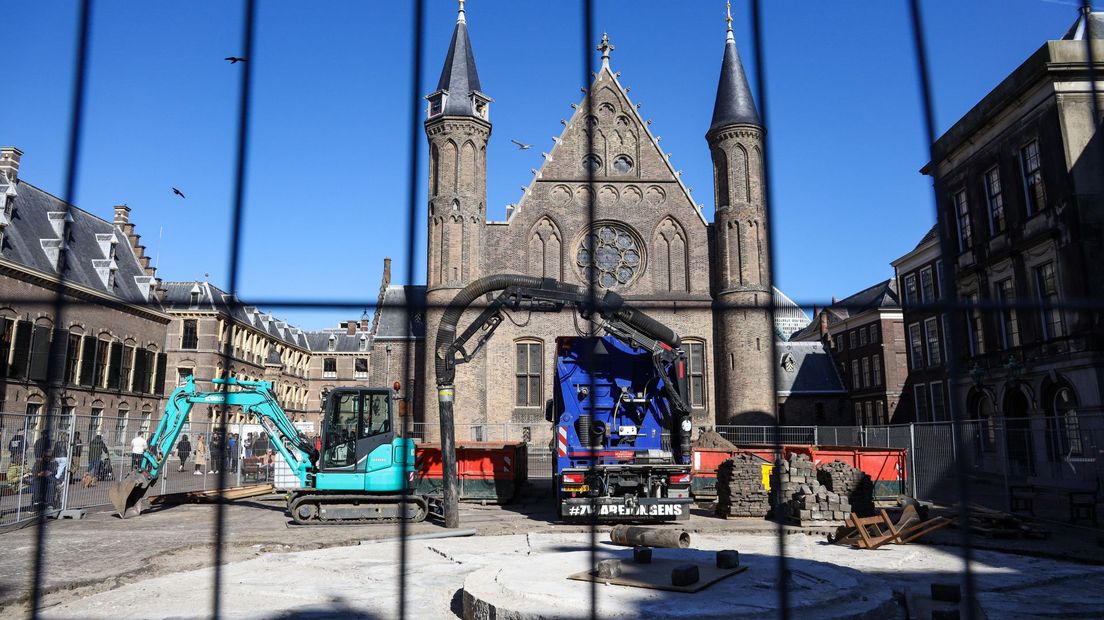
[431, 0, 489, 119]
[710, 1, 761, 130]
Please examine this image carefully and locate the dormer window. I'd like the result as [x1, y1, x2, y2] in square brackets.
[426, 90, 446, 119]
[327, 334, 336, 352]
[359, 335, 368, 352]
[471, 92, 491, 120]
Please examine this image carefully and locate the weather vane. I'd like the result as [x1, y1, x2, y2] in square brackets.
[726, 1, 733, 31]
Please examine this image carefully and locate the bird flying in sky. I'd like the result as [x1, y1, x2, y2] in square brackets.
[225, 57, 246, 64]
[172, 187, 186, 199]
[511, 139, 533, 150]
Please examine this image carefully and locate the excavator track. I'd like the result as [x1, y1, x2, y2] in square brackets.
[287, 491, 428, 525]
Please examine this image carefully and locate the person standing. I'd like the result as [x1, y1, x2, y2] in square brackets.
[88, 434, 106, 479]
[177, 434, 192, 472]
[52, 432, 70, 484]
[130, 431, 146, 470]
[193, 434, 208, 475]
[8, 431, 26, 465]
[228, 433, 239, 473]
[209, 432, 222, 474]
[71, 431, 83, 478]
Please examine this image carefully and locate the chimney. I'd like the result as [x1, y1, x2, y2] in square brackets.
[360, 312, 370, 332]
[382, 257, 392, 288]
[0, 147, 23, 181]
[346, 321, 356, 336]
[113, 204, 130, 226]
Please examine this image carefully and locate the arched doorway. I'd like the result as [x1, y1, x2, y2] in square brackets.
[1003, 388, 1033, 476]
[1043, 382, 1082, 463]
[967, 388, 997, 455]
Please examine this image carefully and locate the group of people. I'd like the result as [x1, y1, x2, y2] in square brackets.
[164, 430, 276, 475]
[5, 430, 106, 510]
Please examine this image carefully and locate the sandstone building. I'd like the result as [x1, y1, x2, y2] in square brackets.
[922, 8, 1104, 477]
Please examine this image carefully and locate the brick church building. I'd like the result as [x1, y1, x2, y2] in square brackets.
[378, 5, 792, 441]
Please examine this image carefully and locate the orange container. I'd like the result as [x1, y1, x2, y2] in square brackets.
[415, 442, 528, 503]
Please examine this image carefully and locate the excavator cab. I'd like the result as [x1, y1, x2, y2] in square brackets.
[313, 387, 414, 494]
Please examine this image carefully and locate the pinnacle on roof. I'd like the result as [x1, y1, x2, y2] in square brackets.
[431, 0, 487, 118]
[1062, 6, 1104, 40]
[710, 1, 761, 131]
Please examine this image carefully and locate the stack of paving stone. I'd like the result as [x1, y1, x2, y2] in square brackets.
[772, 453, 850, 525]
[778, 482, 851, 525]
[817, 460, 875, 517]
[714, 454, 771, 518]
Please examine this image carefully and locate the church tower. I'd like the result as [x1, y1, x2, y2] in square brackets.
[709, 7, 775, 424]
[423, 1, 491, 433]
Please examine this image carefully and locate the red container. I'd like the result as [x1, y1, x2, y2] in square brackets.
[415, 442, 528, 503]
[693, 443, 908, 501]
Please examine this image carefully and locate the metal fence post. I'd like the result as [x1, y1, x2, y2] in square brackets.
[15, 414, 30, 524]
[60, 407, 77, 512]
[813, 425, 819, 446]
[909, 423, 918, 499]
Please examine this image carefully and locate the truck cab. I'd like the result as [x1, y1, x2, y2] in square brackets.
[549, 336, 692, 522]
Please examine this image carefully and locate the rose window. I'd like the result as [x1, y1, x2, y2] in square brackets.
[575, 225, 643, 288]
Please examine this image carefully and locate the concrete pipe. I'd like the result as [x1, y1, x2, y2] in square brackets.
[609, 525, 690, 549]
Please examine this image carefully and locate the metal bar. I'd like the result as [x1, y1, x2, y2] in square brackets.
[29, 1, 93, 615]
[211, 1, 257, 617]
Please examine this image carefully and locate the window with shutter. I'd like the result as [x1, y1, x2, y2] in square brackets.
[120, 345, 134, 391]
[0, 317, 12, 377]
[65, 332, 81, 384]
[106, 342, 122, 389]
[154, 353, 167, 395]
[79, 335, 97, 386]
[9, 321, 32, 379]
[28, 325, 52, 381]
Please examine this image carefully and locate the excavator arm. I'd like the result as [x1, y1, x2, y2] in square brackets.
[110, 376, 317, 517]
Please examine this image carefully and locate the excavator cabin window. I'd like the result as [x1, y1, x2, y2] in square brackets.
[322, 390, 393, 469]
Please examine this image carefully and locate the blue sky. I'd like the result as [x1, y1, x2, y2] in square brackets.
[1, 1, 1082, 329]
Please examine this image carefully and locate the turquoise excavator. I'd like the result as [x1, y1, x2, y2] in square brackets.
[109, 376, 428, 524]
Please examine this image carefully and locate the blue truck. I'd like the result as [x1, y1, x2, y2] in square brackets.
[550, 335, 693, 522]
[433, 274, 695, 524]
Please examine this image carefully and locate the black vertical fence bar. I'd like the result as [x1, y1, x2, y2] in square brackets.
[212, 0, 257, 617]
[399, 1, 426, 618]
[580, 1, 598, 618]
[906, 0, 976, 616]
[747, 1, 788, 617]
[29, 1, 92, 617]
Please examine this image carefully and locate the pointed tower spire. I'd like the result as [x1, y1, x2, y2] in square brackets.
[426, 0, 491, 120]
[710, 2, 760, 130]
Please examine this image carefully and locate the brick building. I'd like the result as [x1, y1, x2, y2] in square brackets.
[408, 7, 779, 440]
[921, 8, 1104, 476]
[891, 226, 951, 423]
[160, 280, 314, 428]
[1, 148, 170, 443]
[793, 280, 907, 425]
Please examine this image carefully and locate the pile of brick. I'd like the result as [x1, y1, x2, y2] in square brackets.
[772, 453, 849, 526]
[714, 454, 771, 518]
[817, 460, 875, 517]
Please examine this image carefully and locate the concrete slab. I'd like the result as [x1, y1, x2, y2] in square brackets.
[33, 532, 1104, 619]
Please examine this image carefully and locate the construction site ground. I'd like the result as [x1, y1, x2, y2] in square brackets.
[1, 481, 1101, 618]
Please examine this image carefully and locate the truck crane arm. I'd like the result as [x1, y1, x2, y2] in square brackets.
[435, 274, 691, 416]
[110, 376, 318, 517]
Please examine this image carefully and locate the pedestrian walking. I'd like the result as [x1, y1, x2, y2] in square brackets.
[177, 434, 192, 471]
[130, 431, 146, 469]
[193, 435, 208, 475]
[52, 432, 70, 483]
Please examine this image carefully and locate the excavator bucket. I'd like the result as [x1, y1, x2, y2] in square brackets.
[109, 474, 153, 518]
